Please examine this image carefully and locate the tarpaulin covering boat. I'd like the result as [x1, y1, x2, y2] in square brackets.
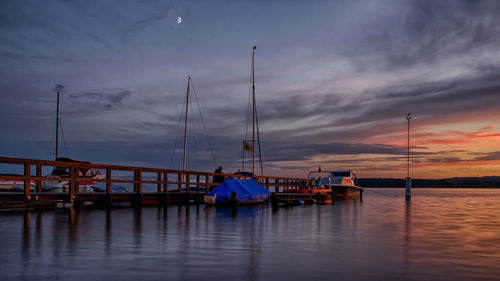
[204, 179, 270, 205]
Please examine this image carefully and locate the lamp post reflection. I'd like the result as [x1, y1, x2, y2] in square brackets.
[404, 201, 412, 274]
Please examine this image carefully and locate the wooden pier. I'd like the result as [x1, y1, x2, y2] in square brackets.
[0, 157, 311, 208]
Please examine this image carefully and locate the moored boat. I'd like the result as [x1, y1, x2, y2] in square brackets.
[309, 169, 363, 199]
[0, 158, 104, 192]
[204, 179, 270, 205]
[42, 157, 105, 192]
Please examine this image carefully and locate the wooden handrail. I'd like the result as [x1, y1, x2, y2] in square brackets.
[0, 156, 307, 202]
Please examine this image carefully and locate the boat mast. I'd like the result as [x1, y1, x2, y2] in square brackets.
[183, 76, 191, 171]
[252, 46, 256, 175]
[55, 91, 60, 160]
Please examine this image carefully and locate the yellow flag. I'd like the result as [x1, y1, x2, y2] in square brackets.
[243, 141, 253, 152]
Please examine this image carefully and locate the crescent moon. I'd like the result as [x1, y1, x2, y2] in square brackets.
[177, 17, 182, 24]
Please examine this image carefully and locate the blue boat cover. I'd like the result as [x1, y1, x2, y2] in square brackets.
[208, 179, 270, 203]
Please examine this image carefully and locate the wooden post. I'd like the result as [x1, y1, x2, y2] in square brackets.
[205, 174, 209, 194]
[194, 174, 201, 203]
[275, 178, 279, 193]
[265, 178, 269, 190]
[184, 173, 190, 205]
[105, 168, 112, 207]
[134, 169, 142, 193]
[134, 169, 142, 206]
[106, 168, 112, 194]
[35, 164, 42, 193]
[163, 172, 168, 193]
[157, 172, 162, 192]
[163, 172, 168, 206]
[69, 165, 75, 203]
[24, 162, 31, 200]
[196, 174, 200, 193]
[178, 173, 182, 192]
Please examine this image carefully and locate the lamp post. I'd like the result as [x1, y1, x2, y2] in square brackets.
[406, 113, 412, 201]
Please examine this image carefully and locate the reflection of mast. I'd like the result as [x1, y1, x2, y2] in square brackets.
[55, 91, 60, 160]
[404, 201, 412, 273]
[183, 76, 191, 171]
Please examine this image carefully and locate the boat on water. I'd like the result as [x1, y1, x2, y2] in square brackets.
[0, 90, 105, 193]
[42, 157, 105, 192]
[204, 179, 270, 205]
[309, 169, 363, 199]
[43, 92, 105, 192]
[0, 158, 104, 192]
[0, 177, 34, 191]
[204, 46, 270, 206]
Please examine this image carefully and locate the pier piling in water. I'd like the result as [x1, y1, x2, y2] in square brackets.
[405, 113, 412, 201]
[405, 177, 411, 201]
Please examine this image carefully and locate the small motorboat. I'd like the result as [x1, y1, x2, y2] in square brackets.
[306, 168, 363, 200]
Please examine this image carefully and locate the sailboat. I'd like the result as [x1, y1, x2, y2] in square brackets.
[0, 91, 104, 192]
[43, 91, 104, 192]
[165, 75, 218, 194]
[204, 46, 270, 205]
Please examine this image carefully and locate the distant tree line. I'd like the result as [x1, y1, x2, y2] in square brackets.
[358, 177, 500, 188]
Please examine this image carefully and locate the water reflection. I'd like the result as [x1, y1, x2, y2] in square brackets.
[105, 208, 111, 254]
[5, 189, 500, 281]
[22, 211, 30, 255]
[404, 201, 411, 277]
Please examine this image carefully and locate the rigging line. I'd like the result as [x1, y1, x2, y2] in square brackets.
[254, 98, 264, 178]
[188, 81, 199, 167]
[191, 79, 217, 168]
[57, 93, 69, 157]
[48, 114, 56, 159]
[245, 60, 253, 139]
[168, 90, 188, 168]
[243, 55, 253, 171]
[58, 113, 70, 157]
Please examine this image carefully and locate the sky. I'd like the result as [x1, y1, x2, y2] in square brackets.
[1, 0, 499, 179]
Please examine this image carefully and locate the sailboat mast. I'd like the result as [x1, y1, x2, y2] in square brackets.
[183, 76, 190, 171]
[252, 46, 256, 175]
[55, 91, 60, 160]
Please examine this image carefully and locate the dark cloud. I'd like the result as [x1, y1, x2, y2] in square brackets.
[69, 90, 132, 110]
[125, 3, 177, 34]
[413, 157, 463, 164]
[343, 0, 500, 71]
[260, 141, 429, 163]
[254, 61, 500, 145]
[0, 50, 80, 62]
[469, 151, 500, 161]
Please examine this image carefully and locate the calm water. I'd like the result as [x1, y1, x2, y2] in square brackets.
[1, 188, 499, 281]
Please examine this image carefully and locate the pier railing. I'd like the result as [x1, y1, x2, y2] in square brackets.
[0, 157, 306, 203]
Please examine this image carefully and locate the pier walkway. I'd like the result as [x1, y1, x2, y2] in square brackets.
[0, 157, 312, 207]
